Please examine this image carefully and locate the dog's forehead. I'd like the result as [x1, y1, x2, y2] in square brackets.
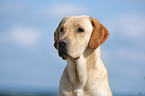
[63, 16, 91, 26]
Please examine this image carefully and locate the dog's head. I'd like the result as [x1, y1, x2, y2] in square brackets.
[54, 16, 109, 60]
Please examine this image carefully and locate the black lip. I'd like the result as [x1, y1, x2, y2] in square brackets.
[59, 51, 68, 57]
[58, 46, 68, 57]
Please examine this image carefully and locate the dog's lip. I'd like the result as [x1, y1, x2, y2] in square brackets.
[59, 52, 69, 60]
[62, 54, 68, 60]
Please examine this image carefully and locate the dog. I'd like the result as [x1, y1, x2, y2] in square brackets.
[54, 15, 113, 96]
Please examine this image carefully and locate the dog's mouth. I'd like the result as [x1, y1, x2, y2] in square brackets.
[59, 52, 68, 60]
[58, 47, 80, 60]
[58, 46, 68, 60]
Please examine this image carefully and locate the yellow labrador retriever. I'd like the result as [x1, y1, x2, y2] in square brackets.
[54, 15, 113, 96]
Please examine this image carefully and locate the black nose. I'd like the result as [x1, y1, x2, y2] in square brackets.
[59, 39, 68, 48]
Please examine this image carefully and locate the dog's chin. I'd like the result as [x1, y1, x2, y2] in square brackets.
[73, 57, 80, 60]
[59, 52, 80, 60]
[58, 49, 80, 60]
[69, 54, 80, 61]
[59, 51, 68, 60]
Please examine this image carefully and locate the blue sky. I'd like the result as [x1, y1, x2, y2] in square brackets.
[0, 0, 145, 95]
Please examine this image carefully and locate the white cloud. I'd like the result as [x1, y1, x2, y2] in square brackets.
[116, 48, 145, 63]
[11, 26, 40, 47]
[106, 14, 145, 40]
[0, 26, 40, 48]
[0, 1, 27, 14]
[105, 13, 145, 63]
[39, 3, 89, 19]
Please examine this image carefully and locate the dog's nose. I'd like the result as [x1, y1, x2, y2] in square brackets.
[59, 39, 68, 47]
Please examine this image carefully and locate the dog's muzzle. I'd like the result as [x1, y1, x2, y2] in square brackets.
[58, 39, 68, 59]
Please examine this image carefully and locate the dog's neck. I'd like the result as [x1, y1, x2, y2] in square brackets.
[66, 47, 101, 90]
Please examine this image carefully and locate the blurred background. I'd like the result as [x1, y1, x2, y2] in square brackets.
[0, 0, 145, 96]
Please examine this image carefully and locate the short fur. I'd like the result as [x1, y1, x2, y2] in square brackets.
[54, 15, 112, 96]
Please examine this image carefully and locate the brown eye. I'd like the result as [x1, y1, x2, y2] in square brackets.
[60, 27, 63, 32]
[77, 28, 84, 33]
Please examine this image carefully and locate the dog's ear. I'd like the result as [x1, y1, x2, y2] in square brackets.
[89, 17, 109, 49]
[54, 18, 65, 49]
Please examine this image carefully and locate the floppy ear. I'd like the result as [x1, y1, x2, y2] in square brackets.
[89, 17, 109, 49]
[54, 18, 65, 49]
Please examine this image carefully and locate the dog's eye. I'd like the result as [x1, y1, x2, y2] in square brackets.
[60, 27, 63, 32]
[77, 28, 84, 33]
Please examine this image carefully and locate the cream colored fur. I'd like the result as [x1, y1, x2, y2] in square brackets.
[55, 16, 113, 96]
